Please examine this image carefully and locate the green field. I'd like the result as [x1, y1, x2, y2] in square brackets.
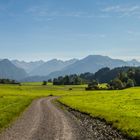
[59, 88, 140, 139]
[0, 83, 140, 139]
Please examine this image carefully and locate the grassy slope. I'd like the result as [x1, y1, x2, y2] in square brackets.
[59, 87, 140, 139]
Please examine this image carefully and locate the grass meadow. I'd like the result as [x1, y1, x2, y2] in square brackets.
[59, 87, 140, 139]
[0, 83, 140, 139]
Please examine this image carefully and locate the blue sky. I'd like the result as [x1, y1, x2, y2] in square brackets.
[0, 0, 140, 61]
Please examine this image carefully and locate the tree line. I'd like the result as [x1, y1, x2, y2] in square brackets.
[52, 66, 140, 90]
[86, 67, 140, 90]
[0, 79, 19, 84]
[53, 74, 83, 85]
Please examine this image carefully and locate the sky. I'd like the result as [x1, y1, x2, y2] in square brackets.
[0, 0, 140, 61]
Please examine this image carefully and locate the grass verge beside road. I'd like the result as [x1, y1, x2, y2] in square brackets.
[59, 87, 140, 139]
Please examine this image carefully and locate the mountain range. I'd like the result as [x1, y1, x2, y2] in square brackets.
[29, 59, 78, 76]
[47, 55, 127, 78]
[12, 60, 44, 73]
[0, 55, 140, 81]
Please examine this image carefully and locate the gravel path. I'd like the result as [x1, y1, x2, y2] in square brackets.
[0, 97, 82, 140]
[0, 96, 128, 140]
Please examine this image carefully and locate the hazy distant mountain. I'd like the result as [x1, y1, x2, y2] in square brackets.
[29, 59, 78, 76]
[12, 60, 44, 73]
[0, 59, 28, 80]
[21, 75, 48, 82]
[20, 55, 140, 82]
[47, 55, 128, 78]
[127, 59, 140, 66]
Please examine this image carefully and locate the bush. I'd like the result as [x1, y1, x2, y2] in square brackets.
[109, 79, 125, 90]
[86, 80, 99, 90]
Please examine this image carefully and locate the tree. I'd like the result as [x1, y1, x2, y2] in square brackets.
[134, 69, 140, 86]
[118, 72, 128, 83]
[53, 78, 58, 85]
[63, 75, 70, 85]
[126, 79, 135, 88]
[42, 81, 47, 85]
[48, 79, 52, 83]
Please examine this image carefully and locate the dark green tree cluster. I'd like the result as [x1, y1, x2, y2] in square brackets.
[86, 80, 99, 90]
[0, 79, 19, 84]
[109, 68, 140, 90]
[80, 72, 94, 83]
[127, 68, 140, 86]
[53, 74, 83, 85]
[93, 67, 131, 83]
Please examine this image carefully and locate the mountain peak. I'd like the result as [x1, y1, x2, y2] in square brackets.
[1, 59, 12, 64]
[84, 55, 110, 60]
[131, 59, 139, 62]
[127, 59, 140, 66]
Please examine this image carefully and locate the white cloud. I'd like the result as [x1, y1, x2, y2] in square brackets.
[26, 5, 111, 20]
[102, 5, 139, 12]
[26, 6, 49, 17]
[102, 5, 140, 18]
[127, 30, 140, 36]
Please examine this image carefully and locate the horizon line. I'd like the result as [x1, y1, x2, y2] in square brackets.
[0, 54, 140, 62]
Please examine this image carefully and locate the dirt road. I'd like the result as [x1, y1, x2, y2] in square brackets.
[0, 97, 82, 140]
[0, 97, 127, 140]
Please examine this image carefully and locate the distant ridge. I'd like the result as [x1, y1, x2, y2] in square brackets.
[127, 59, 140, 66]
[29, 59, 78, 76]
[21, 55, 140, 82]
[46, 55, 128, 78]
[0, 59, 28, 80]
[12, 60, 44, 73]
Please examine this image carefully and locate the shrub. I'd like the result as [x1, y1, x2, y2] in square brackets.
[109, 79, 125, 90]
[86, 80, 99, 90]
